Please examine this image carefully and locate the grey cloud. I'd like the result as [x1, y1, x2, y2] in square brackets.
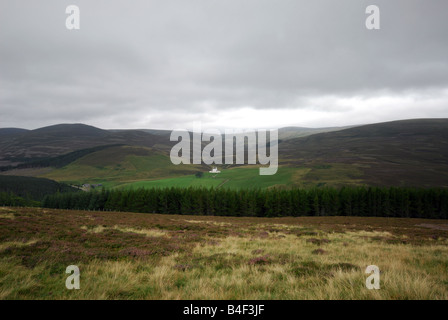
[0, 0, 447, 129]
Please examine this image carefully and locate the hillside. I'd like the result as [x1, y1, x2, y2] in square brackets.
[0, 128, 29, 136]
[0, 175, 78, 201]
[1, 119, 447, 188]
[0, 124, 172, 165]
[278, 126, 355, 140]
[114, 118, 448, 189]
[40, 145, 206, 187]
[280, 119, 448, 187]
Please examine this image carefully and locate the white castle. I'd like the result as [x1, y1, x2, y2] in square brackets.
[209, 167, 221, 174]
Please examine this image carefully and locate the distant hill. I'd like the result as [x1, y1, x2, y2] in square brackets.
[0, 128, 29, 136]
[279, 119, 448, 187]
[278, 126, 355, 140]
[1, 119, 448, 188]
[30, 123, 107, 137]
[111, 128, 173, 136]
[114, 127, 352, 141]
[0, 123, 352, 166]
[0, 144, 125, 172]
[0, 123, 172, 165]
[39, 145, 206, 186]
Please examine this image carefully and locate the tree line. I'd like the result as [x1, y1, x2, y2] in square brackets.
[0, 192, 39, 207]
[0, 175, 78, 201]
[41, 186, 448, 219]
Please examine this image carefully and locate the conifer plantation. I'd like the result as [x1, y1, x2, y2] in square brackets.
[42, 186, 448, 219]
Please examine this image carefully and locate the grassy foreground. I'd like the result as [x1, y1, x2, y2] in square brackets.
[1, 206, 448, 299]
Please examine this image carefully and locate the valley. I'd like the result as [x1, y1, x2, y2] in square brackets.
[1, 119, 447, 190]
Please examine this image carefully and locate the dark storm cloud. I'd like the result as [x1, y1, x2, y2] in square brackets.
[0, 0, 447, 129]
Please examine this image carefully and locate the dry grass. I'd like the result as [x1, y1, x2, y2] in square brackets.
[81, 225, 168, 238]
[0, 207, 16, 220]
[184, 219, 233, 227]
[112, 226, 168, 238]
[0, 240, 39, 252]
[0, 207, 447, 299]
[0, 213, 15, 220]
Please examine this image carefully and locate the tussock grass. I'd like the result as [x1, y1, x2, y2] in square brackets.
[80, 225, 168, 238]
[0, 240, 39, 252]
[0, 207, 16, 220]
[113, 226, 168, 238]
[0, 213, 15, 220]
[81, 225, 107, 233]
[1, 207, 447, 299]
[184, 220, 232, 227]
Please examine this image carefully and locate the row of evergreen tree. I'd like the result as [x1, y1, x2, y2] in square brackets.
[41, 186, 448, 219]
[0, 192, 39, 207]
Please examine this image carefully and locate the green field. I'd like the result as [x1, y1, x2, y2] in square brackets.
[109, 163, 365, 190]
[3, 119, 448, 189]
[41, 146, 204, 186]
[38, 145, 366, 190]
[116, 166, 301, 190]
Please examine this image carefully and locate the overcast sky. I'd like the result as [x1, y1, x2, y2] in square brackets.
[0, 0, 447, 130]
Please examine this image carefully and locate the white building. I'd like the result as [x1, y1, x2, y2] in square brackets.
[209, 167, 221, 174]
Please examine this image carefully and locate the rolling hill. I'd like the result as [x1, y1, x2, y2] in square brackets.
[0, 128, 29, 136]
[279, 119, 448, 187]
[278, 125, 355, 140]
[0, 123, 172, 166]
[1, 119, 447, 189]
[39, 145, 207, 187]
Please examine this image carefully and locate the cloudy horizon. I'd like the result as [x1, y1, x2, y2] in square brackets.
[1, 0, 447, 130]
